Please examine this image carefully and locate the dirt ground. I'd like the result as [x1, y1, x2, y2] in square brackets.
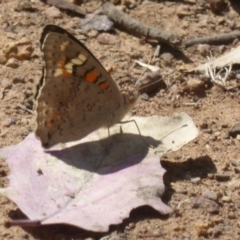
[1, 0, 240, 239]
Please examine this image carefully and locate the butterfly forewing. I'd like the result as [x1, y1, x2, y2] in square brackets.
[35, 25, 136, 148]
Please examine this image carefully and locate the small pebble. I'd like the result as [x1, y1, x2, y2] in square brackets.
[186, 78, 204, 91]
[136, 71, 162, 94]
[218, 45, 226, 53]
[3, 117, 16, 127]
[234, 167, 240, 173]
[222, 134, 229, 139]
[1, 78, 12, 89]
[228, 179, 240, 190]
[195, 221, 211, 236]
[215, 173, 231, 181]
[175, 188, 188, 194]
[236, 73, 240, 80]
[125, 222, 135, 230]
[16, 1, 35, 11]
[193, 196, 219, 213]
[208, 0, 226, 14]
[81, 15, 114, 32]
[191, 177, 201, 184]
[207, 173, 214, 179]
[140, 93, 149, 101]
[97, 33, 119, 45]
[24, 97, 34, 108]
[88, 30, 99, 38]
[24, 89, 33, 98]
[160, 52, 174, 65]
[202, 191, 218, 201]
[228, 212, 236, 219]
[169, 84, 178, 94]
[230, 159, 240, 166]
[153, 229, 162, 235]
[221, 195, 231, 202]
[128, 222, 135, 229]
[45, 6, 62, 18]
[6, 58, 19, 68]
[229, 123, 240, 138]
[200, 122, 208, 129]
[221, 123, 228, 128]
[174, 225, 186, 231]
[212, 216, 223, 224]
[214, 131, 221, 137]
[18, 44, 33, 60]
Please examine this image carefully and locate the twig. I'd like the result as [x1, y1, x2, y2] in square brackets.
[16, 104, 34, 114]
[44, 0, 85, 16]
[102, 2, 181, 48]
[177, 199, 191, 208]
[205, 53, 232, 89]
[183, 101, 202, 106]
[184, 31, 240, 47]
[5, 219, 41, 227]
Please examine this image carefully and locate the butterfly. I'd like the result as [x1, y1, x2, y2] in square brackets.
[35, 25, 139, 148]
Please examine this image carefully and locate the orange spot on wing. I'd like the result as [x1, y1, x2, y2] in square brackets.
[99, 81, 109, 89]
[62, 70, 72, 77]
[57, 57, 66, 68]
[85, 70, 100, 83]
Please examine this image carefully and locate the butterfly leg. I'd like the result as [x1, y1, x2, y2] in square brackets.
[119, 119, 153, 148]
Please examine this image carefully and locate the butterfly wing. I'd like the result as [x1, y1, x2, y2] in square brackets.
[35, 25, 126, 148]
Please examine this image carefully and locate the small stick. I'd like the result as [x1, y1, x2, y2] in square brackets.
[183, 100, 202, 106]
[5, 219, 41, 227]
[102, 2, 181, 48]
[16, 104, 34, 114]
[177, 198, 191, 208]
[184, 31, 240, 47]
[45, 0, 85, 16]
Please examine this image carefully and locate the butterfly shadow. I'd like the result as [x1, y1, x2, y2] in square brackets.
[46, 133, 161, 175]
